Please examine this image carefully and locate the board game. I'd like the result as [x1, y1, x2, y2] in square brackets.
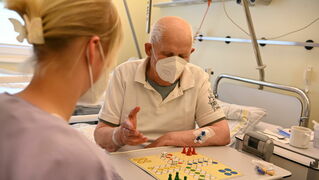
[130, 147, 242, 180]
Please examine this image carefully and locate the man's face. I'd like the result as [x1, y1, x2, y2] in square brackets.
[151, 35, 193, 63]
[144, 27, 195, 85]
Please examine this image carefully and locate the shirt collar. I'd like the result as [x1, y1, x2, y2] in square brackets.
[180, 64, 195, 91]
[134, 58, 149, 85]
[134, 58, 195, 91]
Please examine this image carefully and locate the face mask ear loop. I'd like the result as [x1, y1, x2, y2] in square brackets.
[98, 41, 106, 62]
[151, 45, 158, 61]
[86, 48, 95, 102]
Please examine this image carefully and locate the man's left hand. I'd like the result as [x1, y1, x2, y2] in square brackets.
[145, 133, 172, 148]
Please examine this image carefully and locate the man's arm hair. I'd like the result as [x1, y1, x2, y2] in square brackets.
[203, 117, 226, 127]
[98, 118, 119, 127]
[94, 119, 121, 152]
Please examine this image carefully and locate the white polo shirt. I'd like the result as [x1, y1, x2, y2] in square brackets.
[99, 58, 225, 141]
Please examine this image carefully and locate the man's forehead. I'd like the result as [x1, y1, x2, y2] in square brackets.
[162, 28, 192, 42]
[158, 43, 192, 54]
[157, 34, 192, 48]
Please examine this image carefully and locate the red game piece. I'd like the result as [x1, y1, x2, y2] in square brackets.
[182, 146, 186, 154]
[191, 147, 197, 155]
[186, 146, 192, 156]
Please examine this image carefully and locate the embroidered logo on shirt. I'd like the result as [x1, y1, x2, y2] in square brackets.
[208, 90, 220, 111]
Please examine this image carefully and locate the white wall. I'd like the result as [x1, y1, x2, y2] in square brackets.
[150, 0, 319, 128]
[113, 0, 149, 63]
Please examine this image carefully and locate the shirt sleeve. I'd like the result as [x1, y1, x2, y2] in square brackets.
[98, 68, 125, 125]
[195, 73, 225, 127]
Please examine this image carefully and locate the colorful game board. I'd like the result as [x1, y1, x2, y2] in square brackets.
[130, 150, 242, 180]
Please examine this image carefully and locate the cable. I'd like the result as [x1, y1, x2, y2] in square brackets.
[222, 0, 250, 37]
[267, 17, 319, 40]
[194, 0, 212, 41]
[222, 0, 319, 40]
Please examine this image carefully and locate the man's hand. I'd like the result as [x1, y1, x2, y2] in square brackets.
[145, 120, 230, 148]
[145, 133, 172, 148]
[114, 107, 148, 146]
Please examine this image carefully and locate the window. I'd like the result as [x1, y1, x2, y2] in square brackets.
[0, 2, 32, 65]
[0, 2, 30, 45]
[0, 2, 32, 92]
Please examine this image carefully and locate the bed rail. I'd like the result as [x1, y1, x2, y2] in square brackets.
[213, 74, 310, 127]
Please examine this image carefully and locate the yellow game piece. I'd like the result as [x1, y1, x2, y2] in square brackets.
[266, 170, 275, 176]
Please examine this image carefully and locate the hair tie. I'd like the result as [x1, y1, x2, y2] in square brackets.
[8, 14, 44, 44]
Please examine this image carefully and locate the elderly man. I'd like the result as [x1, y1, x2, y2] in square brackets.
[94, 16, 230, 152]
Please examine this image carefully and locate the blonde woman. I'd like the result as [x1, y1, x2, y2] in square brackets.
[0, 0, 122, 179]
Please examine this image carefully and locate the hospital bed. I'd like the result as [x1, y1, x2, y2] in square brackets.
[213, 74, 310, 128]
[213, 73, 318, 180]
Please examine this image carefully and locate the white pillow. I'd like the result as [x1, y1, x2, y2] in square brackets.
[217, 99, 266, 146]
[72, 123, 97, 143]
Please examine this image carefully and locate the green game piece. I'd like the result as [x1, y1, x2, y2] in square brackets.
[186, 167, 191, 169]
[191, 169, 195, 172]
[195, 172, 200, 174]
[200, 175, 205, 177]
[184, 176, 187, 180]
[168, 174, 172, 180]
[174, 172, 180, 180]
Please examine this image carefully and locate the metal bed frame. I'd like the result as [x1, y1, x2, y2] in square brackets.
[213, 74, 311, 127]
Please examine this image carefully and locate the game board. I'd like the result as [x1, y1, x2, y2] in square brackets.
[130, 149, 242, 180]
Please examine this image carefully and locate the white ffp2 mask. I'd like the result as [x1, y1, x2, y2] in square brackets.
[153, 49, 187, 84]
[78, 42, 109, 105]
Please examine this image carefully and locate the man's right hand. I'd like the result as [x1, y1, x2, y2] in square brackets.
[114, 107, 148, 146]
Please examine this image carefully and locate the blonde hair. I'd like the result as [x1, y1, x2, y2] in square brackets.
[6, 0, 122, 69]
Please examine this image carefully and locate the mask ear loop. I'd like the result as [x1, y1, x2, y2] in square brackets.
[86, 41, 105, 102]
[98, 42, 106, 61]
[86, 48, 95, 102]
[151, 46, 158, 61]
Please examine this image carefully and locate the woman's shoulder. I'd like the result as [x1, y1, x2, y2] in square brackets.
[0, 93, 121, 179]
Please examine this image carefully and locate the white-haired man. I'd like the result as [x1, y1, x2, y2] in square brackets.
[94, 16, 230, 152]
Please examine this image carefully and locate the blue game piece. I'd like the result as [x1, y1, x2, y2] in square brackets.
[231, 171, 238, 174]
[224, 173, 232, 176]
[193, 162, 198, 164]
[224, 168, 232, 171]
[212, 161, 218, 164]
[204, 161, 208, 162]
[218, 170, 226, 173]
[201, 131, 206, 136]
[256, 166, 265, 175]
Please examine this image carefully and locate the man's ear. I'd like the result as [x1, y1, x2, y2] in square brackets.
[191, 48, 195, 54]
[145, 43, 152, 57]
